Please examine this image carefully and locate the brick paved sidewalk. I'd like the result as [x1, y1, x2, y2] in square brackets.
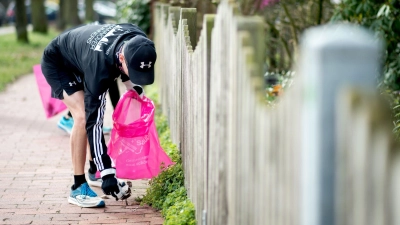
[0, 74, 164, 225]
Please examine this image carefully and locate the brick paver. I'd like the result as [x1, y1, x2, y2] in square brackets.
[0, 74, 163, 225]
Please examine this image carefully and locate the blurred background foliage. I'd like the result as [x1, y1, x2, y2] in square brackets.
[0, 0, 399, 127]
[113, 0, 400, 135]
[329, 0, 400, 139]
[331, 0, 400, 91]
[1, 0, 399, 128]
[1, 0, 398, 91]
[116, 0, 151, 35]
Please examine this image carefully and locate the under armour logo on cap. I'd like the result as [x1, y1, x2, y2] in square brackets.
[69, 81, 76, 86]
[140, 62, 152, 69]
[123, 35, 157, 85]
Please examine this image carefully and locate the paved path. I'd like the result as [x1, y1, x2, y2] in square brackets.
[0, 25, 32, 35]
[0, 74, 164, 224]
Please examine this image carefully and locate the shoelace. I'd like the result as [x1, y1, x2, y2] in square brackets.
[81, 184, 97, 198]
[73, 184, 97, 203]
[71, 184, 99, 205]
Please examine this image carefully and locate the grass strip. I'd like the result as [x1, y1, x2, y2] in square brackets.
[0, 28, 59, 91]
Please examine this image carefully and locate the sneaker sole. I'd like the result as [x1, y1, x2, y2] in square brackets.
[58, 123, 72, 135]
[68, 197, 105, 208]
[87, 178, 122, 187]
[87, 174, 123, 188]
[103, 128, 111, 135]
[87, 179, 102, 188]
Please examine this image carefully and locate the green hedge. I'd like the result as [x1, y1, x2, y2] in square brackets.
[142, 86, 196, 225]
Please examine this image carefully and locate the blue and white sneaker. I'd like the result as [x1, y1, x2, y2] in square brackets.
[87, 170, 102, 187]
[57, 117, 73, 134]
[57, 116, 112, 135]
[102, 126, 112, 135]
[68, 183, 105, 208]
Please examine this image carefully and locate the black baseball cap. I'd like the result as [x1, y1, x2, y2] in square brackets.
[123, 36, 157, 85]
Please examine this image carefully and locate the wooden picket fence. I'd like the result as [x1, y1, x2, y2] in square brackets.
[152, 1, 400, 224]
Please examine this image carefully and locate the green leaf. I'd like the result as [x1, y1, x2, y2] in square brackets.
[377, 4, 389, 18]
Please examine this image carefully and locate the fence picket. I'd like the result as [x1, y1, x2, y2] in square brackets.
[153, 1, 400, 224]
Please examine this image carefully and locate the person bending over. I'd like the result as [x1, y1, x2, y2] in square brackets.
[41, 23, 157, 207]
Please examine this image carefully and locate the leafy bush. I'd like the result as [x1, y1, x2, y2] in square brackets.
[164, 199, 196, 225]
[116, 0, 151, 34]
[142, 85, 196, 224]
[141, 161, 185, 209]
[330, 1, 400, 138]
[331, 0, 400, 90]
[155, 115, 182, 163]
[162, 187, 187, 215]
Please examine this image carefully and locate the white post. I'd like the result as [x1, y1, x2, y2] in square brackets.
[299, 24, 383, 225]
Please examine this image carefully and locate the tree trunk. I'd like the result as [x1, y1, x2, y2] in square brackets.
[65, 0, 81, 27]
[31, 0, 47, 33]
[56, 0, 66, 30]
[15, 0, 29, 43]
[316, 0, 324, 25]
[85, 0, 95, 23]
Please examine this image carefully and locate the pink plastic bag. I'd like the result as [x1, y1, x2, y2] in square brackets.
[108, 90, 173, 180]
[33, 64, 67, 118]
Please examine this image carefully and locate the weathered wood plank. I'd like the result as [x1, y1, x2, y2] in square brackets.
[153, 1, 399, 225]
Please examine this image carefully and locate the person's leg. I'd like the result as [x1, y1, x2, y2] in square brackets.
[62, 82, 118, 137]
[42, 46, 86, 176]
[61, 90, 87, 176]
[87, 81, 119, 187]
[62, 90, 105, 207]
[41, 41, 104, 207]
[87, 152, 102, 187]
[87, 142, 100, 181]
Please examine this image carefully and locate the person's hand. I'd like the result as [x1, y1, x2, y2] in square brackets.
[122, 81, 144, 98]
[133, 85, 143, 96]
[101, 174, 131, 200]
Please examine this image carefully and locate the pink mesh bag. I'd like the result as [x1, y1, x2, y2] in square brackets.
[108, 89, 173, 180]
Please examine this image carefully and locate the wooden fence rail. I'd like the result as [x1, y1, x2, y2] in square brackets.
[153, 0, 400, 224]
